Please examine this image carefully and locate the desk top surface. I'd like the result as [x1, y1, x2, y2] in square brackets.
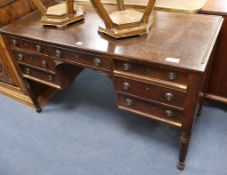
[0, 4, 223, 72]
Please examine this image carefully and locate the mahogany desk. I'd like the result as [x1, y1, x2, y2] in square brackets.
[0, 4, 223, 170]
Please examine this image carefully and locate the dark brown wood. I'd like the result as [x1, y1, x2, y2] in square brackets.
[114, 75, 186, 108]
[177, 72, 202, 170]
[117, 93, 183, 127]
[0, 4, 223, 170]
[12, 50, 57, 72]
[200, 0, 227, 104]
[0, 6, 221, 72]
[114, 60, 188, 87]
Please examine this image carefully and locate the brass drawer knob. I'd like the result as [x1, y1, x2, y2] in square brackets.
[48, 75, 54, 81]
[146, 68, 151, 72]
[122, 82, 131, 90]
[145, 87, 150, 91]
[18, 54, 23, 61]
[36, 45, 42, 53]
[25, 67, 31, 74]
[165, 110, 174, 118]
[125, 98, 134, 106]
[165, 92, 175, 102]
[41, 60, 48, 68]
[167, 72, 177, 81]
[94, 58, 102, 67]
[56, 50, 62, 58]
[123, 63, 131, 71]
[12, 39, 17, 47]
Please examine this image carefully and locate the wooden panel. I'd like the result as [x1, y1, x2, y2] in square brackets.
[12, 49, 57, 72]
[117, 93, 183, 127]
[0, 0, 54, 87]
[0, 0, 54, 105]
[7, 35, 49, 55]
[0, 0, 53, 27]
[200, 0, 227, 104]
[0, 59, 14, 84]
[114, 60, 188, 88]
[47, 45, 112, 72]
[114, 75, 186, 108]
[20, 64, 61, 88]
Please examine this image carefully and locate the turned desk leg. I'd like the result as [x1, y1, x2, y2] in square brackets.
[177, 73, 202, 170]
[24, 79, 42, 113]
[177, 131, 191, 170]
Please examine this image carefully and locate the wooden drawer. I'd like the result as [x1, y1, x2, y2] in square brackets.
[47, 46, 112, 72]
[6, 35, 112, 72]
[20, 65, 60, 88]
[12, 49, 56, 72]
[114, 60, 188, 86]
[114, 76, 186, 108]
[117, 94, 183, 127]
[7, 36, 48, 55]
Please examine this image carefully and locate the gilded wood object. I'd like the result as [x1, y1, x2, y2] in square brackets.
[90, 0, 156, 38]
[33, 0, 85, 27]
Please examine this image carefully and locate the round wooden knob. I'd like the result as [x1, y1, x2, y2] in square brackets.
[165, 92, 175, 102]
[165, 110, 174, 118]
[122, 82, 131, 90]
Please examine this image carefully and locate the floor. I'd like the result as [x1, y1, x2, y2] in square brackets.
[0, 69, 227, 175]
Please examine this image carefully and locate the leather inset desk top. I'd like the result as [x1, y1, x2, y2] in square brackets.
[1, 5, 222, 72]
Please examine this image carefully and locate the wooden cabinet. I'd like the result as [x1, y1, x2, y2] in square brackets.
[200, 0, 227, 104]
[0, 0, 55, 106]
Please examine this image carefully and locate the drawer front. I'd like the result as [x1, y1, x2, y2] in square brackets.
[20, 65, 60, 86]
[114, 60, 188, 86]
[47, 46, 112, 72]
[12, 50, 56, 72]
[7, 36, 48, 55]
[115, 76, 186, 108]
[117, 94, 182, 126]
[6, 35, 112, 72]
